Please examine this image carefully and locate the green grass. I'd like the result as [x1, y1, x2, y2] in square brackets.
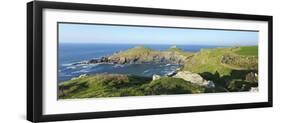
[58, 74, 151, 99]
[183, 48, 233, 76]
[112, 46, 156, 58]
[143, 77, 205, 95]
[167, 46, 194, 57]
[168, 46, 183, 52]
[108, 45, 193, 64]
[59, 46, 259, 99]
[183, 46, 258, 76]
[58, 74, 206, 99]
[235, 46, 258, 56]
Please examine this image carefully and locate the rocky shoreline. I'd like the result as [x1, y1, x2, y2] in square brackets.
[71, 46, 192, 66]
[73, 54, 188, 65]
[59, 46, 259, 99]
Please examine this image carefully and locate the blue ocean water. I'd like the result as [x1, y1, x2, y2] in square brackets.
[59, 43, 222, 82]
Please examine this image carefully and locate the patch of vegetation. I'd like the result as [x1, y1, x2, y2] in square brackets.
[106, 45, 194, 65]
[59, 74, 206, 99]
[183, 48, 233, 76]
[59, 46, 259, 99]
[183, 46, 258, 76]
[142, 77, 205, 95]
[112, 46, 157, 58]
[199, 69, 258, 92]
[227, 80, 258, 92]
[59, 71, 258, 99]
[167, 46, 194, 58]
[58, 74, 151, 99]
[235, 46, 258, 56]
[168, 46, 183, 52]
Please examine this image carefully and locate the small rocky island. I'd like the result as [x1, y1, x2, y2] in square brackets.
[59, 45, 259, 99]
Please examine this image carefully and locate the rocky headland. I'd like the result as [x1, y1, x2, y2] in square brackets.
[59, 45, 259, 99]
[74, 46, 192, 65]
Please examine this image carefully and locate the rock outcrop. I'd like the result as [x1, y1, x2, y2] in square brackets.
[71, 74, 87, 80]
[250, 87, 258, 92]
[152, 74, 161, 80]
[173, 71, 215, 88]
[245, 72, 258, 82]
[221, 55, 258, 69]
[74, 46, 189, 65]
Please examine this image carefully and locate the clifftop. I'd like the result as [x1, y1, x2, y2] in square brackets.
[84, 45, 192, 65]
[60, 45, 259, 99]
[75, 45, 258, 76]
[183, 46, 258, 76]
[110, 46, 156, 58]
[167, 45, 183, 52]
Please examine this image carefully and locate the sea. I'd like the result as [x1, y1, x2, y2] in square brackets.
[59, 43, 223, 82]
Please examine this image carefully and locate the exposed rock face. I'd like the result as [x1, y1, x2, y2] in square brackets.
[119, 57, 127, 64]
[152, 74, 161, 80]
[71, 74, 87, 80]
[245, 72, 258, 82]
[250, 87, 258, 92]
[203, 80, 215, 88]
[166, 70, 178, 77]
[173, 71, 215, 88]
[87, 57, 109, 64]
[107, 53, 186, 65]
[221, 55, 258, 69]
[74, 46, 189, 65]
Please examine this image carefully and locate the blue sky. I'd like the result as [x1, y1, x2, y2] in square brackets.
[59, 23, 258, 46]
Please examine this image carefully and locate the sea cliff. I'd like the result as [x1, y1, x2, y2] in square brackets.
[74, 46, 193, 65]
[59, 46, 259, 99]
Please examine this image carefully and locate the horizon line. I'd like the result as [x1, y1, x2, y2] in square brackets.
[59, 42, 258, 46]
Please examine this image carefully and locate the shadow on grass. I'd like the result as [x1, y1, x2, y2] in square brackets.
[200, 70, 258, 92]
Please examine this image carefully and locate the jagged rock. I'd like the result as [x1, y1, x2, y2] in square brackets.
[132, 58, 139, 63]
[73, 46, 188, 65]
[71, 74, 88, 80]
[245, 72, 258, 82]
[152, 74, 161, 80]
[119, 57, 127, 64]
[173, 71, 215, 88]
[202, 80, 215, 88]
[250, 87, 258, 92]
[173, 71, 203, 84]
[79, 74, 87, 78]
[221, 55, 258, 69]
[100, 57, 108, 62]
[88, 59, 99, 64]
[166, 70, 177, 77]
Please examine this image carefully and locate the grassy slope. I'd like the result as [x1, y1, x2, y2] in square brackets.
[144, 77, 205, 94]
[183, 46, 258, 76]
[59, 46, 258, 99]
[235, 46, 258, 56]
[111, 46, 157, 58]
[183, 46, 258, 92]
[59, 74, 205, 99]
[109, 46, 193, 62]
[184, 48, 232, 75]
[167, 47, 194, 57]
[59, 74, 150, 99]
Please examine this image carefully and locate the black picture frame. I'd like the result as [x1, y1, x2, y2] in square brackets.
[27, 1, 273, 122]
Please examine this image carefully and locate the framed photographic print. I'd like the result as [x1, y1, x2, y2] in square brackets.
[27, 1, 273, 122]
